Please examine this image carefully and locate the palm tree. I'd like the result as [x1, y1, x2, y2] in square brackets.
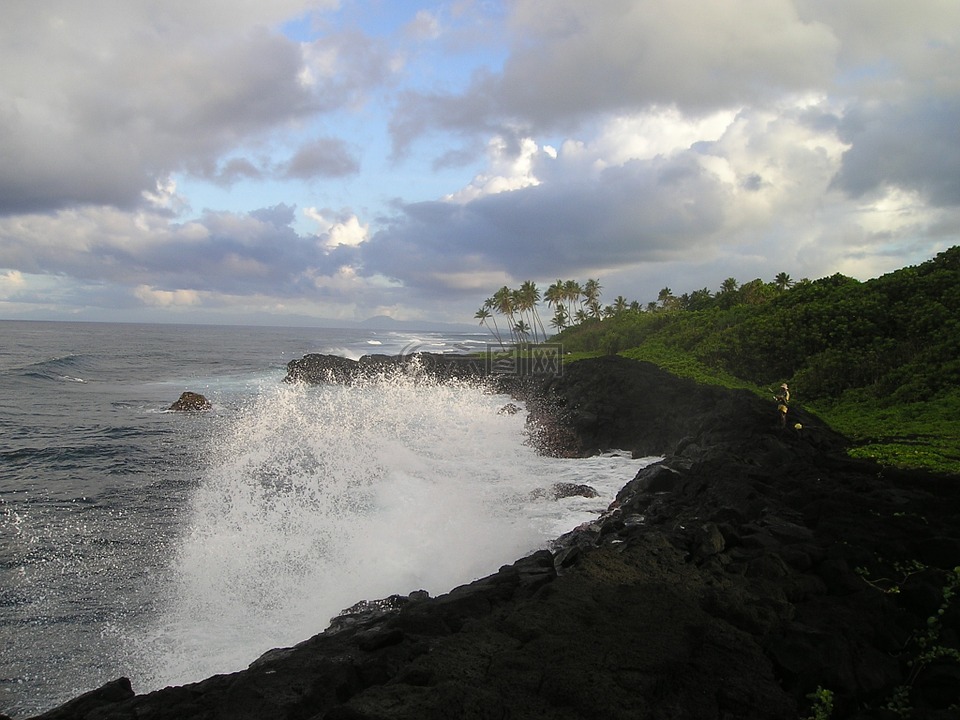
[717, 277, 741, 309]
[513, 319, 531, 343]
[483, 297, 506, 348]
[475, 306, 491, 331]
[562, 279, 583, 319]
[657, 287, 676, 310]
[545, 281, 564, 314]
[588, 299, 602, 320]
[511, 287, 536, 343]
[582, 278, 602, 315]
[688, 287, 713, 310]
[493, 286, 519, 344]
[476, 304, 504, 348]
[581, 278, 603, 320]
[612, 295, 628, 315]
[774, 272, 794, 292]
[519, 280, 546, 342]
[719, 277, 740, 295]
[549, 305, 569, 332]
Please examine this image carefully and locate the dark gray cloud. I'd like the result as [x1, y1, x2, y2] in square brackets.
[250, 203, 298, 227]
[138, 210, 360, 297]
[212, 158, 265, 186]
[361, 151, 728, 293]
[0, 29, 313, 214]
[832, 98, 960, 206]
[0, 203, 358, 299]
[283, 138, 361, 179]
[0, 4, 391, 215]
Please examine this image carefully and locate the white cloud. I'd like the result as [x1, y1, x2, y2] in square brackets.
[134, 285, 204, 308]
[444, 136, 543, 203]
[0, 269, 25, 298]
[406, 10, 441, 41]
[305, 209, 370, 248]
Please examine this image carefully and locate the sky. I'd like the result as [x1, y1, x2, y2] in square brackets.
[1, 0, 959, 328]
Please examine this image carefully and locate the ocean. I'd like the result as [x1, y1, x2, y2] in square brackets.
[0, 320, 651, 717]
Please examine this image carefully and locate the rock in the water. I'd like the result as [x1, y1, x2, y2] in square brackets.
[551, 482, 599, 499]
[168, 391, 211, 412]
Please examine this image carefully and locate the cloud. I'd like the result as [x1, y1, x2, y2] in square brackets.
[443, 136, 543, 203]
[1, 1, 957, 326]
[212, 158, 265, 185]
[0, 270, 25, 299]
[832, 98, 960, 207]
[501, 0, 837, 116]
[0, 0, 388, 215]
[304, 209, 370, 249]
[364, 96, 937, 301]
[282, 137, 361, 178]
[405, 9, 442, 41]
[362, 152, 729, 289]
[0, 203, 358, 297]
[390, 0, 840, 153]
[250, 203, 298, 227]
[134, 285, 204, 308]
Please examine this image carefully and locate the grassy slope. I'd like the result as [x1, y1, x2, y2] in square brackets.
[549, 249, 960, 474]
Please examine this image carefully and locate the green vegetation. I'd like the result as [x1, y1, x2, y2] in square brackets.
[805, 686, 835, 720]
[475, 279, 602, 346]
[472, 247, 960, 473]
[856, 562, 960, 717]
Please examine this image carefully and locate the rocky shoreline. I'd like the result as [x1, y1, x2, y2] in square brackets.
[20, 354, 960, 720]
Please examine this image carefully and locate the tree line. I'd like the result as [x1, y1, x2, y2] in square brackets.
[474, 272, 803, 346]
[474, 279, 604, 345]
[471, 246, 960, 406]
[553, 247, 960, 405]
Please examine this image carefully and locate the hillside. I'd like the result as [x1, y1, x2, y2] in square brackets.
[552, 247, 960, 473]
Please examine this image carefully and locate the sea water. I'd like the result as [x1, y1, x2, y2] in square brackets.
[0, 321, 651, 716]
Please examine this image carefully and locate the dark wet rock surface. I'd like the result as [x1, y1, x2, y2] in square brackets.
[30, 355, 960, 720]
[167, 391, 211, 412]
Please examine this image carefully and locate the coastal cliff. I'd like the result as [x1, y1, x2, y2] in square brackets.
[23, 355, 960, 720]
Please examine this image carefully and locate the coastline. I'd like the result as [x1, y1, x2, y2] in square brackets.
[20, 354, 960, 720]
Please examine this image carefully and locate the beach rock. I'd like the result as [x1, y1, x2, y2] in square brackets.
[33, 355, 960, 720]
[550, 482, 599, 499]
[527, 482, 600, 501]
[167, 391, 211, 412]
[29, 677, 134, 719]
[282, 352, 557, 401]
[283, 352, 491, 385]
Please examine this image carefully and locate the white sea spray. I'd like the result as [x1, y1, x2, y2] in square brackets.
[130, 372, 649, 690]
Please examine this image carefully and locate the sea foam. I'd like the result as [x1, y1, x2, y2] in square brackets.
[132, 371, 647, 690]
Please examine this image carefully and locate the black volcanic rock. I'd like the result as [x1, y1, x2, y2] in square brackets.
[282, 351, 555, 401]
[32, 356, 960, 720]
[167, 391, 211, 412]
[283, 352, 491, 385]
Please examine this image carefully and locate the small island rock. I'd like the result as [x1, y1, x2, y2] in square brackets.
[168, 391, 211, 412]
